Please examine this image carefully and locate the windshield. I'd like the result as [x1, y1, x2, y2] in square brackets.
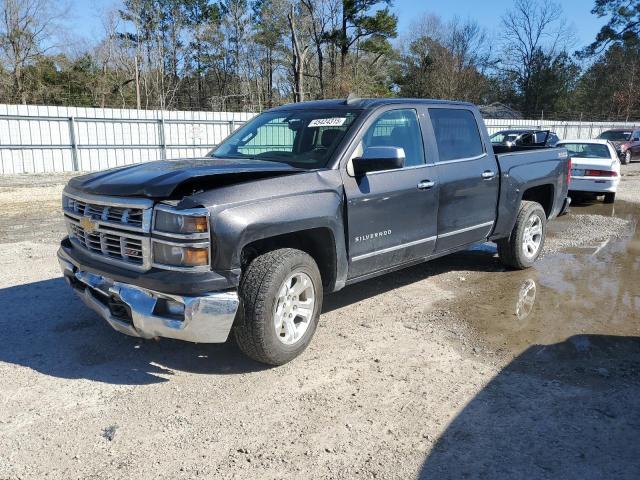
[560, 143, 611, 159]
[598, 130, 631, 142]
[210, 109, 360, 169]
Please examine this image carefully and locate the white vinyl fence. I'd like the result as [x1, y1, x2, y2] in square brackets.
[0, 104, 253, 175]
[0, 103, 638, 175]
[483, 118, 640, 140]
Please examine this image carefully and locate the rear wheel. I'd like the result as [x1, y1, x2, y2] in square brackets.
[497, 201, 547, 269]
[233, 248, 323, 366]
[604, 192, 616, 204]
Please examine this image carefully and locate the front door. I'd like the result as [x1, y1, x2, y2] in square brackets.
[342, 108, 439, 279]
[427, 107, 500, 252]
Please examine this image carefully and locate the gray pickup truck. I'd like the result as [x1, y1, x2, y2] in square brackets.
[58, 98, 571, 365]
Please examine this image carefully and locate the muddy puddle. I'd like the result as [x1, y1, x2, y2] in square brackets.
[451, 201, 639, 357]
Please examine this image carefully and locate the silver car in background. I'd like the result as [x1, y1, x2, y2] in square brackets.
[558, 139, 620, 204]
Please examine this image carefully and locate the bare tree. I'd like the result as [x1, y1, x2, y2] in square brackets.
[300, 0, 334, 97]
[288, 4, 309, 102]
[0, 0, 64, 103]
[396, 14, 493, 102]
[499, 0, 575, 114]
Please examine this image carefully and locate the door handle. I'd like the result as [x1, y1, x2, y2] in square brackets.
[481, 170, 496, 180]
[417, 180, 435, 190]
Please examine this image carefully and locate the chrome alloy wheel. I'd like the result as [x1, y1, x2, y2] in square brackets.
[273, 272, 316, 345]
[522, 214, 543, 259]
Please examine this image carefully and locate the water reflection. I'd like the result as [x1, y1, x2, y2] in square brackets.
[515, 279, 536, 321]
[452, 201, 639, 356]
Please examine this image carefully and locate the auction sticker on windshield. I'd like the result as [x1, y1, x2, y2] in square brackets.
[308, 117, 347, 127]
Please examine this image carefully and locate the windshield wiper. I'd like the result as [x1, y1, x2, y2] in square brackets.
[211, 154, 256, 160]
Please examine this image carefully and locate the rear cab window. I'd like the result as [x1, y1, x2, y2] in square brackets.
[428, 108, 484, 162]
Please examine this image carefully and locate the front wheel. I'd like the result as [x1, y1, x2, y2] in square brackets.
[497, 201, 547, 269]
[624, 151, 632, 165]
[233, 248, 323, 366]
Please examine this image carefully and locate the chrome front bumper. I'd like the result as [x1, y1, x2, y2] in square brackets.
[58, 255, 239, 343]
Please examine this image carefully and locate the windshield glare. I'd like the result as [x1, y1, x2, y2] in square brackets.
[490, 132, 520, 144]
[598, 130, 631, 142]
[210, 110, 360, 169]
[560, 143, 611, 159]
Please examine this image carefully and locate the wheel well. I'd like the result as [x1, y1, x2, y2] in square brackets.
[522, 184, 554, 218]
[240, 228, 337, 289]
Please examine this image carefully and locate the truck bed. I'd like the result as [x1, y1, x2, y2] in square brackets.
[491, 146, 570, 240]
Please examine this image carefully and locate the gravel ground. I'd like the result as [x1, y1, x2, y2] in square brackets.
[544, 214, 630, 252]
[0, 166, 639, 480]
[617, 162, 640, 203]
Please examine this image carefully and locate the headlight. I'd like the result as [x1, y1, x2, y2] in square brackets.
[152, 242, 209, 268]
[152, 205, 211, 270]
[154, 209, 209, 234]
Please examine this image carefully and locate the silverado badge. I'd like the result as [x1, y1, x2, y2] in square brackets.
[80, 216, 98, 234]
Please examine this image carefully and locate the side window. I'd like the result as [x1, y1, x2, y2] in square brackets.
[428, 108, 484, 162]
[361, 109, 426, 167]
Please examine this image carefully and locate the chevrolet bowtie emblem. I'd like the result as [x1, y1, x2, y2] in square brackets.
[80, 216, 98, 234]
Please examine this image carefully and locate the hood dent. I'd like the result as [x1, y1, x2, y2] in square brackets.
[67, 158, 303, 199]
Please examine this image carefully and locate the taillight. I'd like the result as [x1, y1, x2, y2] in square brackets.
[567, 158, 571, 186]
[584, 169, 618, 177]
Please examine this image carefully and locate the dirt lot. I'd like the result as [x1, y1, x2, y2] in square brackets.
[1, 165, 639, 479]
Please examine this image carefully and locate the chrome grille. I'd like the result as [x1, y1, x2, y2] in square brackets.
[69, 223, 144, 265]
[63, 194, 153, 233]
[63, 191, 153, 270]
[65, 197, 145, 229]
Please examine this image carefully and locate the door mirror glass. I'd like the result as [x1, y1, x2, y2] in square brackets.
[632, 137, 640, 142]
[352, 147, 405, 176]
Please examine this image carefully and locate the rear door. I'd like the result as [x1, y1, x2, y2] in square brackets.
[426, 107, 499, 252]
[342, 107, 439, 279]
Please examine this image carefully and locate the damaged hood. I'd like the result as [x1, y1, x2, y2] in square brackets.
[67, 158, 303, 198]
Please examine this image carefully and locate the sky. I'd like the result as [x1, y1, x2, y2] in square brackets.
[393, 0, 605, 48]
[68, 0, 607, 51]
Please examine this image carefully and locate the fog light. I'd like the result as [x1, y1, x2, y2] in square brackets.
[154, 298, 185, 320]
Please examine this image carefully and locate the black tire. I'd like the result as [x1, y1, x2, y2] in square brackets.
[624, 151, 632, 165]
[497, 201, 547, 270]
[233, 248, 323, 366]
[604, 192, 616, 204]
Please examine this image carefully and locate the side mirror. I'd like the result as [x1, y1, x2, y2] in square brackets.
[352, 147, 405, 176]
[632, 137, 640, 142]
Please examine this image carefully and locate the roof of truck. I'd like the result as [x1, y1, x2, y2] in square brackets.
[269, 98, 476, 111]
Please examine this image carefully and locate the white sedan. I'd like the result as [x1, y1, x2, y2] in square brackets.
[557, 139, 621, 204]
